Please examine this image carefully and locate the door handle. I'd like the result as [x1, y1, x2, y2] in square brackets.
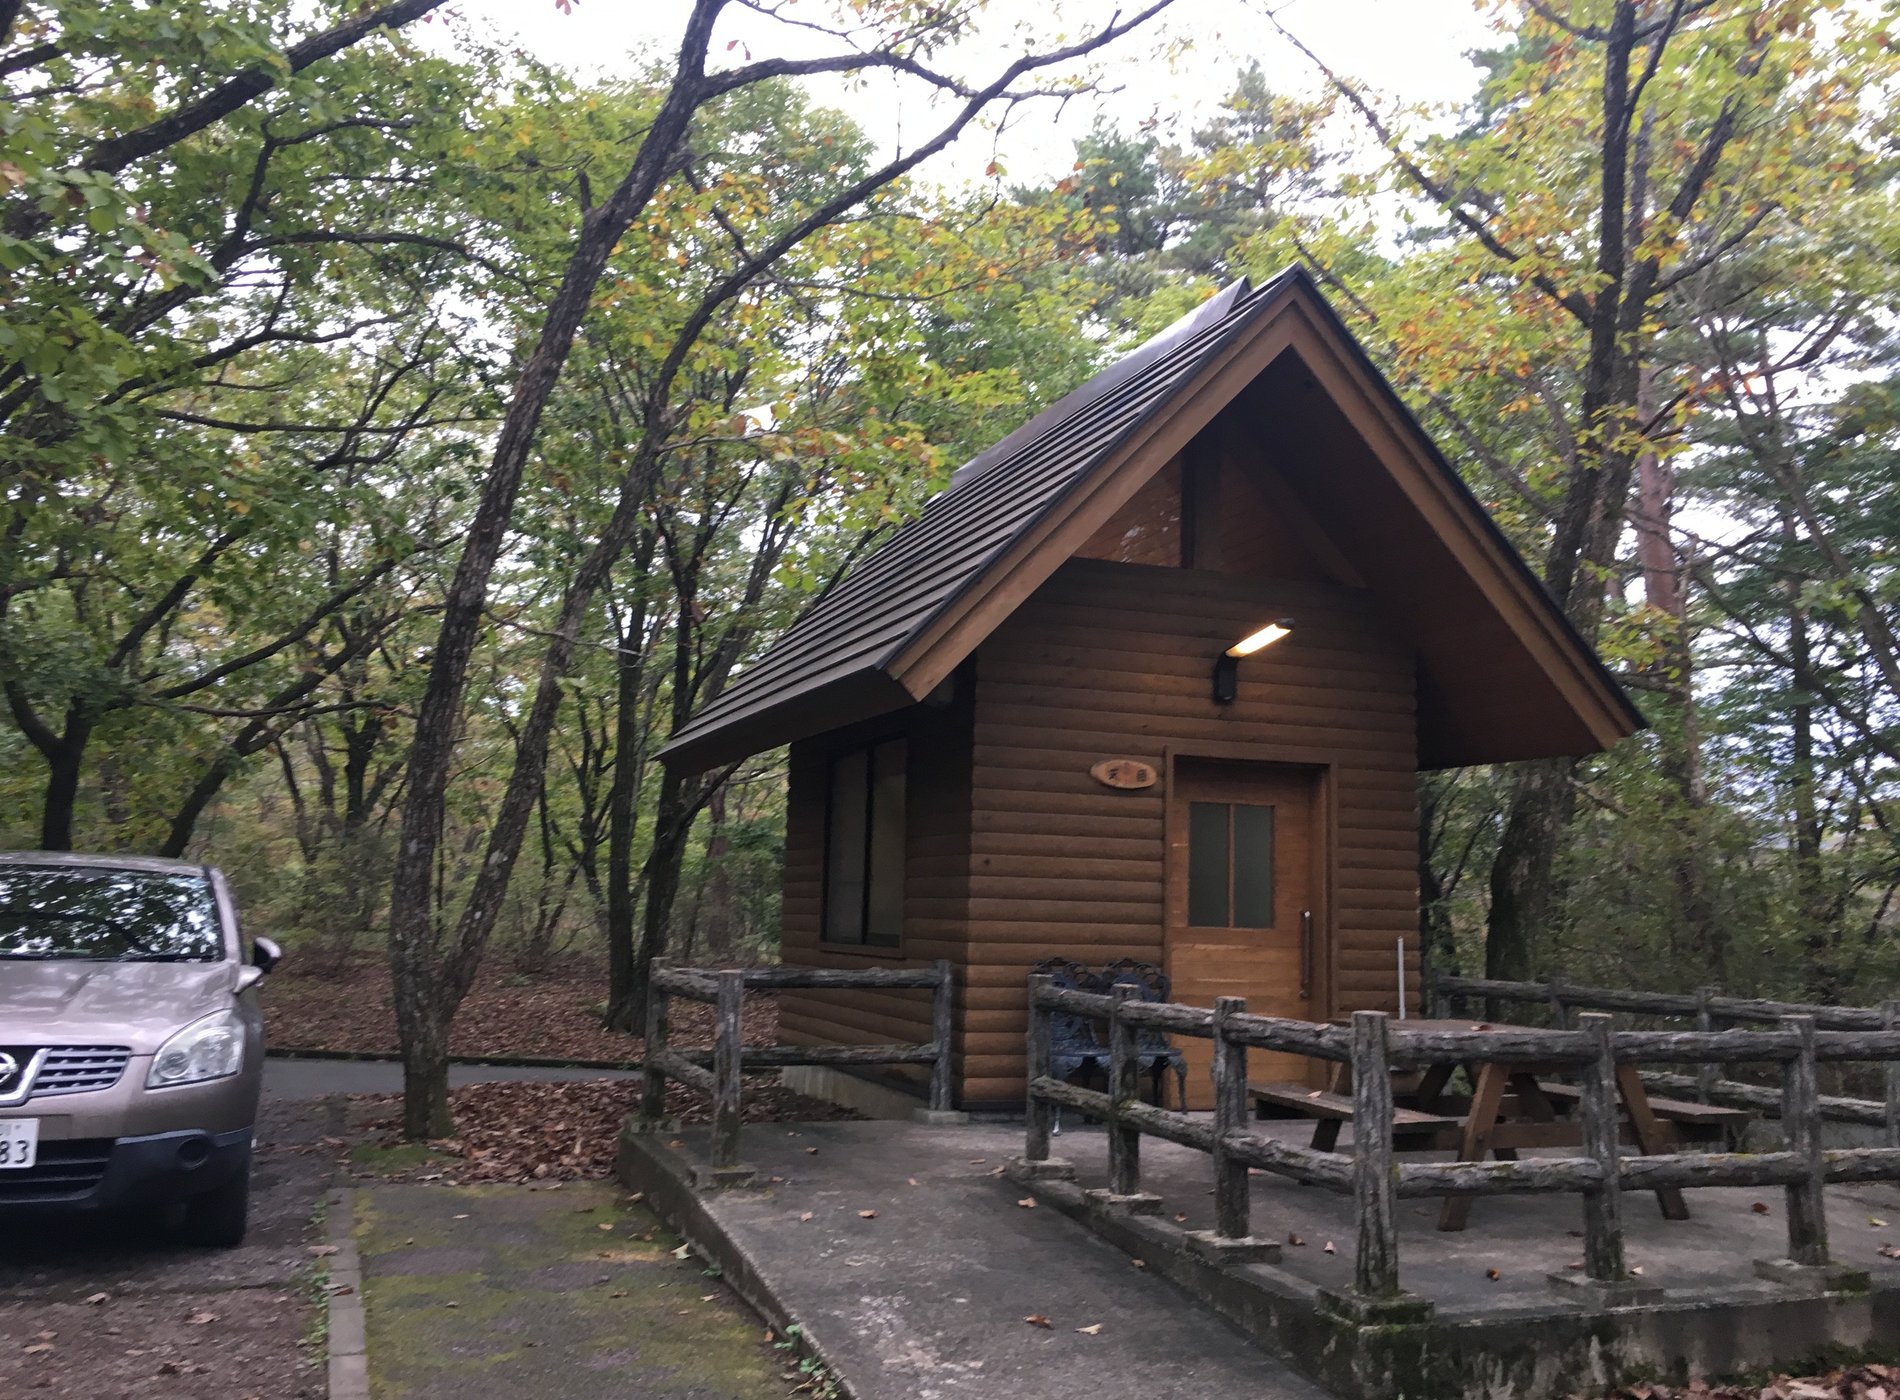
[1299, 909, 1314, 1001]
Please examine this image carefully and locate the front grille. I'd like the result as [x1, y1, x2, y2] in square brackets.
[0, 1138, 113, 1203]
[27, 1047, 131, 1100]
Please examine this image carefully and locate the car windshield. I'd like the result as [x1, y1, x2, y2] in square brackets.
[0, 866, 223, 961]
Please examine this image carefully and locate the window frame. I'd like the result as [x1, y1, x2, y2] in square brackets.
[820, 737, 906, 949]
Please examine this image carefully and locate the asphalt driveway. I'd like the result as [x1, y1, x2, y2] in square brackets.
[0, 1090, 342, 1398]
[0, 1058, 648, 1398]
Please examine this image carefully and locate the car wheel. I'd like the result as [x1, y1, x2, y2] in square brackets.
[180, 1170, 250, 1248]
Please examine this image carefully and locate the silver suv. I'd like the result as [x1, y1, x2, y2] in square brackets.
[0, 853, 280, 1246]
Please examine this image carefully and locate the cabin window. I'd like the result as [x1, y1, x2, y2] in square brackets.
[822, 738, 905, 947]
[1186, 800, 1275, 928]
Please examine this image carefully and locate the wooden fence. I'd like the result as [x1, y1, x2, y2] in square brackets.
[641, 960, 954, 1169]
[1022, 975, 1900, 1303]
[1428, 968, 1900, 1145]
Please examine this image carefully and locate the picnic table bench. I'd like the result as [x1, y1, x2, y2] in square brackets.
[1533, 1080, 1752, 1145]
[1248, 1018, 1759, 1231]
[1249, 1081, 1462, 1151]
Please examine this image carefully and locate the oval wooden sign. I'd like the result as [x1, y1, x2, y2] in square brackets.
[1090, 758, 1158, 791]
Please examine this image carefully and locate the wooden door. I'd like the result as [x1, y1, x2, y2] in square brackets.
[1166, 759, 1323, 1108]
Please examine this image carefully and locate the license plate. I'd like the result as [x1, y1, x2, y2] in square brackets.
[0, 1120, 38, 1169]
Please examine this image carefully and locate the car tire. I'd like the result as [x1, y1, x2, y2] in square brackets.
[180, 1170, 250, 1248]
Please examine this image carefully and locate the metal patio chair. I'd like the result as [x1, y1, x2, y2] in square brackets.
[1030, 956, 1109, 1135]
[1100, 957, 1189, 1111]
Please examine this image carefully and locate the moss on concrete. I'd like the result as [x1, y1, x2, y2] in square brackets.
[355, 1182, 787, 1399]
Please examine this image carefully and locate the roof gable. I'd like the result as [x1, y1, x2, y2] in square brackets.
[661, 268, 1643, 772]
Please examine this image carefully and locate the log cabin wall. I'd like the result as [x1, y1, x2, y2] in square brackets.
[776, 673, 974, 1091]
[959, 556, 1419, 1107]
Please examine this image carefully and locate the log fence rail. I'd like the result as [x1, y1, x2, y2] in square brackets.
[641, 960, 955, 1170]
[1428, 968, 1900, 1147]
[1021, 974, 1900, 1308]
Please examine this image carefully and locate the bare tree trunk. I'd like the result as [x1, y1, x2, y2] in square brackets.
[1485, 758, 1575, 985]
[604, 542, 657, 1030]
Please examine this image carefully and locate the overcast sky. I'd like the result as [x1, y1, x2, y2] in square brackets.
[444, 0, 1498, 187]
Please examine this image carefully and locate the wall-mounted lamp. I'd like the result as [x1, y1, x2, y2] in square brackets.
[1212, 618, 1294, 704]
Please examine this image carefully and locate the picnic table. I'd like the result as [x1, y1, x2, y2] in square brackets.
[1250, 1017, 1753, 1232]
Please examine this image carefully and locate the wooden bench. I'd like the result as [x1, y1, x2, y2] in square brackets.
[1535, 1081, 1751, 1145]
[1250, 1081, 1464, 1152]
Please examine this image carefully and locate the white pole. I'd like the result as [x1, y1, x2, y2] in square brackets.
[1397, 937, 1406, 1020]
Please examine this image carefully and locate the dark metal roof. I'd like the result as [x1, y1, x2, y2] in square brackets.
[660, 265, 1643, 771]
[661, 272, 1303, 768]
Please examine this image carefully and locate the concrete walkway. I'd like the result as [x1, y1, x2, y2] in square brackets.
[642, 1121, 1335, 1400]
[352, 1181, 792, 1399]
[263, 1055, 638, 1099]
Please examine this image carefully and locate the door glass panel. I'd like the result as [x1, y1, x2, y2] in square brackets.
[1231, 803, 1276, 928]
[1187, 801, 1229, 927]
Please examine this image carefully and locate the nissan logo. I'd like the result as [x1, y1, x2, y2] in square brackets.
[0, 1053, 16, 1088]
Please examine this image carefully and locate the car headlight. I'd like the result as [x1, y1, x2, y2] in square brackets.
[147, 1011, 246, 1088]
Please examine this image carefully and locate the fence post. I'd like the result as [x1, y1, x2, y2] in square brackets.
[1781, 1014, 1828, 1267]
[930, 959, 955, 1113]
[710, 970, 744, 1170]
[1350, 1011, 1399, 1299]
[1024, 974, 1055, 1163]
[1211, 997, 1251, 1240]
[1577, 1012, 1626, 1282]
[640, 961, 670, 1125]
[1547, 978, 1573, 1030]
[1107, 982, 1142, 1198]
[1885, 1001, 1900, 1151]
[1695, 986, 1718, 1105]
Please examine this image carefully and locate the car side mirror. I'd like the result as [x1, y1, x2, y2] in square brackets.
[252, 937, 282, 974]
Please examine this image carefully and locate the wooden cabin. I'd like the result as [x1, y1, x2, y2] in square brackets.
[659, 269, 1643, 1113]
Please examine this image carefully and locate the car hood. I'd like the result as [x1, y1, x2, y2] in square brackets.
[0, 960, 240, 1053]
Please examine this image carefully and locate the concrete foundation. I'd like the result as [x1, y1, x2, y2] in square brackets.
[620, 1117, 1900, 1400]
[779, 1064, 924, 1120]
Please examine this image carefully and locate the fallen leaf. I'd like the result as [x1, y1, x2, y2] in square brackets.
[1023, 1314, 1053, 1329]
[453, 1214, 470, 1220]
[84, 1293, 109, 1306]
[444, 1301, 459, 1309]
[805, 1147, 819, 1155]
[1172, 1213, 1188, 1224]
[1628, 1265, 1644, 1276]
[672, 1244, 692, 1259]
[23, 1344, 52, 1355]
[596, 1223, 614, 1232]
[1485, 1268, 1501, 1281]
[1130, 1259, 1146, 1269]
[857, 1210, 877, 1219]
[1323, 1241, 1336, 1255]
[1752, 1201, 1771, 1215]
[1075, 1323, 1103, 1336]
[798, 1212, 814, 1223]
[185, 1312, 216, 1326]
[700, 1293, 718, 1302]
[907, 1177, 919, 1186]
[1016, 1197, 1037, 1209]
[1872, 1216, 1889, 1228]
[1288, 1233, 1306, 1247]
[609, 1290, 628, 1298]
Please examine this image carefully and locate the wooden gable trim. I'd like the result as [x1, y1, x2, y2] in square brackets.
[887, 314, 1304, 699]
[888, 281, 1637, 753]
[1264, 295, 1638, 752]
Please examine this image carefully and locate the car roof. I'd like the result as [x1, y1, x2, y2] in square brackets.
[0, 851, 214, 878]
